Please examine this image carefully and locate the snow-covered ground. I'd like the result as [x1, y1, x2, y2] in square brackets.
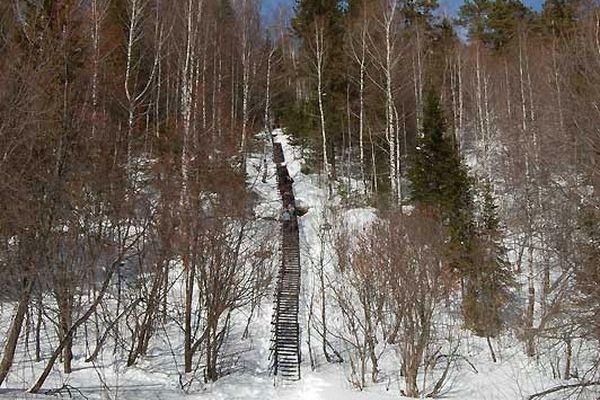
[1, 129, 597, 400]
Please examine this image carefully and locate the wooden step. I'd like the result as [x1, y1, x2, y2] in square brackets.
[271, 143, 302, 382]
[276, 348, 300, 355]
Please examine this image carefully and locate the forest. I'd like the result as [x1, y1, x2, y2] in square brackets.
[0, 0, 599, 399]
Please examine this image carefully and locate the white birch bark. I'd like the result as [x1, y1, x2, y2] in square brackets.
[217, 50, 223, 138]
[155, 41, 161, 140]
[504, 59, 512, 119]
[394, 103, 402, 204]
[124, 0, 141, 175]
[264, 46, 275, 132]
[90, 0, 104, 140]
[450, 55, 458, 143]
[240, 0, 253, 156]
[483, 73, 491, 175]
[202, 26, 208, 132]
[519, 35, 528, 132]
[475, 42, 485, 146]
[349, 2, 368, 191]
[123, 0, 159, 180]
[359, 18, 367, 190]
[211, 26, 218, 141]
[525, 41, 535, 124]
[180, 0, 201, 202]
[519, 31, 536, 357]
[369, 126, 378, 193]
[414, 25, 424, 135]
[458, 49, 464, 146]
[346, 83, 352, 190]
[551, 40, 564, 134]
[384, 1, 398, 202]
[314, 20, 329, 184]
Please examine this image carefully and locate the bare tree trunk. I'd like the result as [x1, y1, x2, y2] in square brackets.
[487, 336, 497, 363]
[318, 227, 331, 362]
[369, 126, 378, 193]
[385, 4, 397, 203]
[483, 72, 492, 176]
[394, 104, 402, 204]
[184, 256, 196, 373]
[240, 0, 252, 161]
[475, 42, 485, 149]
[457, 49, 464, 146]
[35, 295, 42, 362]
[231, 52, 237, 133]
[86, 297, 143, 363]
[127, 271, 163, 366]
[526, 234, 536, 357]
[29, 259, 122, 393]
[90, 0, 104, 141]
[314, 21, 329, 187]
[358, 6, 367, 190]
[124, 0, 141, 175]
[414, 25, 424, 135]
[364, 310, 379, 382]
[211, 26, 218, 142]
[216, 45, 223, 139]
[564, 339, 572, 379]
[450, 55, 458, 144]
[504, 58, 512, 119]
[202, 26, 208, 132]
[56, 287, 73, 373]
[123, 0, 159, 180]
[519, 35, 528, 132]
[384, 4, 397, 203]
[307, 293, 316, 370]
[0, 278, 33, 386]
[519, 32, 536, 358]
[264, 46, 275, 132]
[346, 0, 369, 190]
[180, 0, 201, 202]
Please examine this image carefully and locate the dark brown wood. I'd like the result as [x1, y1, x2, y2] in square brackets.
[271, 142, 301, 381]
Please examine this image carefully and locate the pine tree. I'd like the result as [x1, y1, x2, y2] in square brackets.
[458, 0, 492, 41]
[403, 0, 440, 26]
[459, 0, 534, 51]
[541, 0, 579, 36]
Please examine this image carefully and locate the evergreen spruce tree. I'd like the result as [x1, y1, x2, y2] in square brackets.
[407, 88, 474, 248]
[464, 181, 514, 340]
[408, 89, 515, 339]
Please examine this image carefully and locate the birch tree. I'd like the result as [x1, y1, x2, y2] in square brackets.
[123, 0, 159, 179]
[348, 0, 370, 191]
[314, 18, 330, 185]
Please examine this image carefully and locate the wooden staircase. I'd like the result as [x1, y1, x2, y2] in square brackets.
[270, 141, 301, 381]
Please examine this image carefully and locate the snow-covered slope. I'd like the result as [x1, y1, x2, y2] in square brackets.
[1, 129, 597, 400]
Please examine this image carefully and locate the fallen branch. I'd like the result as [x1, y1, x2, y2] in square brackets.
[528, 381, 600, 399]
[44, 384, 90, 399]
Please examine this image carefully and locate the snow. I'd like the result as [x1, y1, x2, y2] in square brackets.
[1, 128, 599, 400]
